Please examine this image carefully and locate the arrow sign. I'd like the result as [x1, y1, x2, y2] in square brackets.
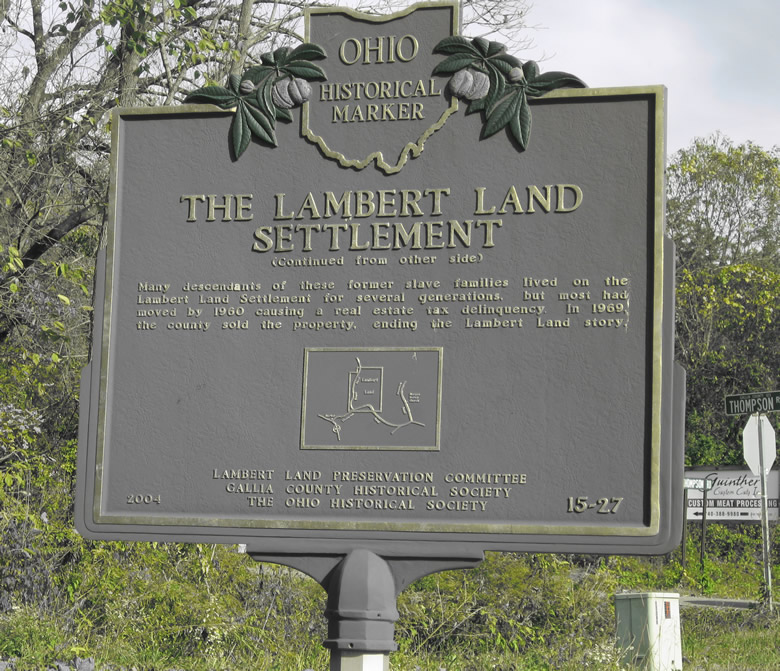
[743, 414, 776, 476]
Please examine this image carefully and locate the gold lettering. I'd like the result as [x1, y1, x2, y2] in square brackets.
[476, 219, 503, 247]
[339, 37, 361, 65]
[296, 192, 321, 219]
[498, 185, 524, 214]
[181, 194, 205, 221]
[235, 194, 253, 221]
[324, 191, 353, 219]
[274, 193, 294, 220]
[400, 189, 423, 216]
[527, 185, 552, 213]
[372, 222, 392, 249]
[448, 219, 471, 247]
[396, 35, 419, 62]
[424, 187, 450, 216]
[206, 194, 232, 222]
[393, 221, 423, 250]
[556, 184, 584, 212]
[377, 190, 397, 217]
[297, 223, 322, 251]
[474, 187, 496, 215]
[275, 223, 294, 252]
[332, 105, 349, 123]
[252, 226, 273, 252]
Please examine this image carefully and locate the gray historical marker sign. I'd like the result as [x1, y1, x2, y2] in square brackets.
[76, 2, 683, 555]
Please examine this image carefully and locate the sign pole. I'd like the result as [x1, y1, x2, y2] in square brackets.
[681, 488, 688, 571]
[74, 14, 684, 667]
[247, 548, 484, 671]
[756, 414, 773, 612]
[741, 411, 776, 612]
[700, 482, 708, 571]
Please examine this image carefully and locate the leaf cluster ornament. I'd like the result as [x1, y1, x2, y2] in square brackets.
[432, 36, 586, 150]
[184, 44, 327, 158]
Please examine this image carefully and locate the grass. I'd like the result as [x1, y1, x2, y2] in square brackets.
[1, 539, 779, 670]
[680, 608, 780, 671]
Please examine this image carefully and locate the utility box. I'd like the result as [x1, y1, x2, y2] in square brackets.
[615, 592, 683, 670]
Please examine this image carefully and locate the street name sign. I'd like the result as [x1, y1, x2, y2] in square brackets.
[76, 2, 683, 555]
[683, 478, 713, 491]
[725, 391, 780, 416]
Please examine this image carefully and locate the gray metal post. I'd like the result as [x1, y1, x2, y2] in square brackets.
[700, 481, 708, 571]
[757, 414, 773, 612]
[248, 546, 483, 670]
[323, 550, 398, 670]
[681, 488, 688, 571]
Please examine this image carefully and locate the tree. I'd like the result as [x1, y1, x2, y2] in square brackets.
[675, 263, 780, 465]
[0, 0, 533, 351]
[0, 0, 534, 615]
[0, 0, 534, 434]
[667, 136, 780, 465]
[666, 133, 780, 275]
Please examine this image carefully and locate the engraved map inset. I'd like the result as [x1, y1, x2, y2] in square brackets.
[301, 348, 442, 450]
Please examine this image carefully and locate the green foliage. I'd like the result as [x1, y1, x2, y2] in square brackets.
[432, 36, 585, 149]
[1, 537, 329, 669]
[0, 4, 777, 668]
[185, 44, 327, 157]
[667, 134, 780, 274]
[681, 609, 780, 671]
[675, 264, 779, 464]
[396, 553, 622, 668]
[2, 538, 780, 668]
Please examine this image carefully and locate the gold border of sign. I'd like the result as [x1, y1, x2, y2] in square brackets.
[93, 85, 666, 538]
[302, 2, 460, 175]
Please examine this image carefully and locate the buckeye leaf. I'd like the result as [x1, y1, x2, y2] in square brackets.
[489, 52, 522, 72]
[433, 36, 479, 55]
[485, 40, 506, 57]
[231, 104, 251, 158]
[272, 46, 292, 65]
[472, 36, 490, 56]
[288, 43, 327, 61]
[522, 60, 541, 80]
[275, 106, 293, 123]
[256, 80, 276, 126]
[509, 95, 532, 150]
[482, 65, 506, 114]
[242, 65, 274, 86]
[283, 60, 327, 81]
[244, 102, 276, 146]
[184, 86, 236, 107]
[482, 90, 521, 139]
[466, 96, 486, 115]
[526, 71, 587, 96]
[432, 53, 477, 75]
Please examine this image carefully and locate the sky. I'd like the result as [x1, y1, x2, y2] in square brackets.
[519, 0, 779, 155]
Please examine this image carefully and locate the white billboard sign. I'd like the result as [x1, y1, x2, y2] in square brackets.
[685, 469, 779, 522]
